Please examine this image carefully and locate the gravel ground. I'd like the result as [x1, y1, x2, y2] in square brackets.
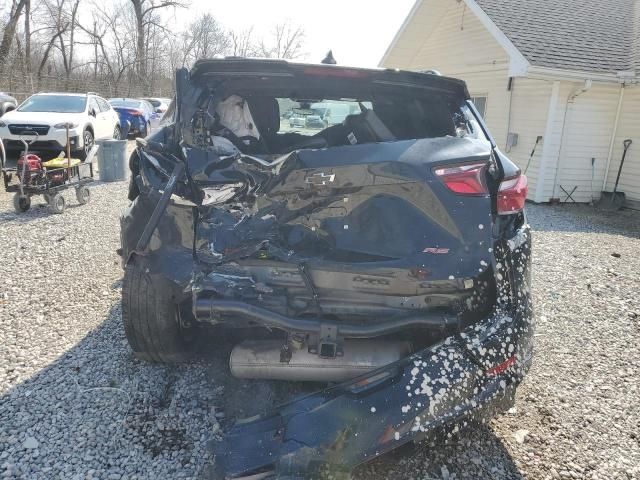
[1, 170, 639, 479]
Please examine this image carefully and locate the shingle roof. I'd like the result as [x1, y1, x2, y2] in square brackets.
[475, 0, 638, 74]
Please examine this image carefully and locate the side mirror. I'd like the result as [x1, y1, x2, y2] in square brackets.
[89, 108, 97, 117]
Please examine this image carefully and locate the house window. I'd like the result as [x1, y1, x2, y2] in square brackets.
[470, 95, 487, 118]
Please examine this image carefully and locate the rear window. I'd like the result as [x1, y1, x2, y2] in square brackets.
[273, 94, 478, 141]
[187, 71, 486, 154]
[109, 99, 141, 108]
[18, 95, 86, 113]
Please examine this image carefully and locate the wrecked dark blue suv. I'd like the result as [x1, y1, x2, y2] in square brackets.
[120, 58, 533, 479]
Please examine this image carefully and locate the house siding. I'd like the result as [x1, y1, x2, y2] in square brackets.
[502, 77, 553, 201]
[406, 1, 509, 73]
[550, 83, 620, 203]
[382, 0, 637, 204]
[606, 86, 640, 203]
[458, 69, 511, 149]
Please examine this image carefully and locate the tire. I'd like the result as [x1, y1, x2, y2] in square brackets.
[77, 129, 94, 161]
[113, 125, 121, 140]
[76, 186, 90, 205]
[136, 122, 151, 139]
[122, 257, 192, 363]
[47, 193, 65, 214]
[13, 193, 30, 213]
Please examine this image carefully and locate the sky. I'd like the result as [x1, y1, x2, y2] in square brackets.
[186, 0, 416, 67]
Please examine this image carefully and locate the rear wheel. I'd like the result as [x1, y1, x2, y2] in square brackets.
[47, 193, 65, 214]
[13, 193, 31, 213]
[76, 186, 90, 205]
[122, 257, 192, 363]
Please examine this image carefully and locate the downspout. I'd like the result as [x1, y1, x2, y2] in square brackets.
[550, 79, 592, 200]
[602, 83, 625, 190]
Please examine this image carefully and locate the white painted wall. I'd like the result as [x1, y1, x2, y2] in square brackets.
[606, 86, 640, 203]
[406, 1, 509, 73]
[550, 83, 620, 203]
[502, 77, 553, 200]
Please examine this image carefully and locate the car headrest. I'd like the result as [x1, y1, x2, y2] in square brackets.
[247, 97, 280, 138]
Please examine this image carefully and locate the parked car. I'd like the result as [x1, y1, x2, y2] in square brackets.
[305, 113, 326, 129]
[0, 92, 17, 117]
[108, 98, 154, 138]
[120, 58, 532, 479]
[0, 92, 120, 159]
[288, 111, 307, 128]
[142, 97, 171, 115]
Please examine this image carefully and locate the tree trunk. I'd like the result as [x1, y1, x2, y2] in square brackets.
[93, 21, 98, 80]
[24, 0, 31, 77]
[130, 0, 147, 81]
[66, 0, 80, 86]
[0, 0, 28, 71]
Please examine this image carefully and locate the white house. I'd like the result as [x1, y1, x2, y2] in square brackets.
[380, 0, 640, 207]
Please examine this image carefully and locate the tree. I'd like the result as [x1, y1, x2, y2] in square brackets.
[57, 0, 80, 83]
[0, 5, 307, 98]
[182, 13, 229, 66]
[23, 0, 31, 77]
[78, 1, 137, 95]
[0, 0, 28, 71]
[129, 0, 187, 84]
[229, 27, 259, 58]
[260, 21, 305, 59]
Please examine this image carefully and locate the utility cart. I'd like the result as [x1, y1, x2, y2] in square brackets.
[1, 125, 99, 214]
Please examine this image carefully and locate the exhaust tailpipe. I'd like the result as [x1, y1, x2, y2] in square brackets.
[230, 339, 412, 382]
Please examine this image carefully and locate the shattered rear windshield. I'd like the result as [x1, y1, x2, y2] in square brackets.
[186, 76, 486, 155]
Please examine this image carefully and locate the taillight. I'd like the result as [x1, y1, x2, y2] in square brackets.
[434, 162, 488, 195]
[127, 109, 144, 116]
[497, 174, 528, 214]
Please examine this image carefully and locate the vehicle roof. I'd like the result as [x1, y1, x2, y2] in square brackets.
[33, 92, 91, 97]
[109, 97, 142, 101]
[189, 57, 469, 99]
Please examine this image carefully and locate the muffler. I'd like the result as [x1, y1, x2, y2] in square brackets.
[230, 339, 412, 382]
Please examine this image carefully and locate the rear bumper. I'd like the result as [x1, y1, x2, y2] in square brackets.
[116, 114, 147, 134]
[213, 305, 533, 479]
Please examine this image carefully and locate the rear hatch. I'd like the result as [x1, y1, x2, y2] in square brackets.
[181, 60, 500, 320]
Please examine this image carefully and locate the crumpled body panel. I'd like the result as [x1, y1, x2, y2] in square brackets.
[186, 137, 496, 320]
[212, 223, 533, 478]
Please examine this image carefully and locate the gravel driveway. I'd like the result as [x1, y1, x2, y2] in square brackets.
[0, 175, 639, 479]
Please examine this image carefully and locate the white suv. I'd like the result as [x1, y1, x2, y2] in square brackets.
[0, 92, 121, 159]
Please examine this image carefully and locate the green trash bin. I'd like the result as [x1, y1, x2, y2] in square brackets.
[96, 139, 128, 182]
